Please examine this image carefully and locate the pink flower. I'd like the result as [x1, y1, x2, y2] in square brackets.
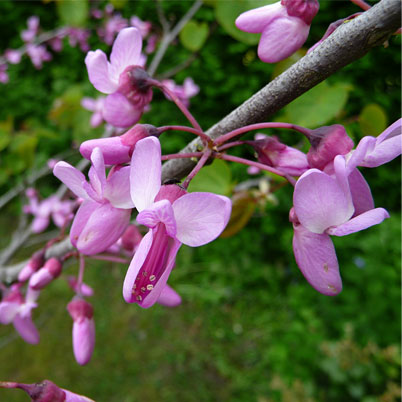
[130, 16, 152, 38]
[291, 155, 389, 295]
[26, 44, 52, 69]
[67, 298, 95, 366]
[85, 27, 152, 127]
[247, 134, 309, 176]
[18, 250, 45, 282]
[98, 14, 128, 45]
[0, 379, 94, 402]
[53, 148, 133, 255]
[24, 190, 74, 233]
[161, 78, 199, 108]
[0, 64, 9, 84]
[21, 16, 39, 43]
[123, 137, 232, 308]
[236, 0, 319, 63]
[0, 286, 40, 344]
[81, 96, 106, 127]
[67, 276, 95, 297]
[4, 49, 22, 64]
[67, 28, 90, 52]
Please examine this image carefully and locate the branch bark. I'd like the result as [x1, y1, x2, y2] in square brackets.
[161, 0, 401, 181]
[0, 0, 400, 283]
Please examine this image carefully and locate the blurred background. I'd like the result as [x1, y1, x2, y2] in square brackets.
[0, 1, 400, 401]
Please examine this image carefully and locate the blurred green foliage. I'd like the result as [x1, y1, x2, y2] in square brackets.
[0, 1, 400, 401]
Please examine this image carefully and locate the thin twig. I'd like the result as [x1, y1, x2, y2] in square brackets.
[148, 0, 203, 76]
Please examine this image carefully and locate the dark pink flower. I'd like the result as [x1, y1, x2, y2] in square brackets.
[123, 137, 232, 308]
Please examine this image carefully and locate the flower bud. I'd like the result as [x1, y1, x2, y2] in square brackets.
[67, 299, 95, 366]
[247, 135, 309, 176]
[281, 0, 319, 25]
[67, 277, 94, 297]
[29, 258, 63, 290]
[157, 285, 182, 307]
[18, 250, 45, 282]
[306, 125, 354, 170]
[121, 225, 143, 253]
[80, 124, 160, 165]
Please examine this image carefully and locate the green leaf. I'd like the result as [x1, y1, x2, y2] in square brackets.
[0, 129, 10, 152]
[187, 159, 232, 196]
[110, 0, 127, 9]
[179, 20, 209, 52]
[215, 0, 275, 45]
[281, 81, 352, 128]
[56, 0, 88, 27]
[359, 103, 387, 136]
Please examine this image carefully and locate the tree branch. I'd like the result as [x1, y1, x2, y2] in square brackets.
[0, 0, 400, 283]
[161, 0, 401, 181]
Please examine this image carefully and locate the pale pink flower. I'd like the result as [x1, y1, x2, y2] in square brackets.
[0, 64, 9, 84]
[29, 258, 63, 290]
[53, 148, 133, 255]
[85, 27, 152, 127]
[291, 155, 389, 295]
[123, 137, 232, 308]
[161, 77, 199, 108]
[236, 0, 319, 63]
[4, 49, 22, 64]
[26, 44, 52, 69]
[21, 16, 39, 43]
[81, 96, 106, 127]
[67, 276, 94, 297]
[130, 16, 152, 38]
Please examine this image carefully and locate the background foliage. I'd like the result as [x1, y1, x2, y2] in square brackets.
[0, 1, 400, 401]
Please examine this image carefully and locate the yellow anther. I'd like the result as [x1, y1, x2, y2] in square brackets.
[149, 275, 156, 281]
[147, 284, 154, 290]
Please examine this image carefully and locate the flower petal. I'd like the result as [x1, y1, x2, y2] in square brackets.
[123, 230, 154, 302]
[258, 16, 309, 63]
[157, 285, 182, 307]
[53, 162, 89, 200]
[294, 168, 353, 234]
[88, 147, 106, 198]
[130, 136, 161, 212]
[103, 92, 142, 128]
[104, 166, 134, 209]
[71, 201, 130, 255]
[173, 192, 232, 247]
[0, 302, 20, 324]
[85, 50, 118, 94]
[348, 168, 374, 216]
[327, 208, 389, 236]
[109, 27, 143, 82]
[13, 314, 40, 344]
[235, 2, 283, 33]
[137, 199, 177, 237]
[72, 318, 95, 366]
[292, 224, 342, 296]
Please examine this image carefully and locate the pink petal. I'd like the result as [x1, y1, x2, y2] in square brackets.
[130, 137, 161, 212]
[235, 3, 283, 33]
[157, 284, 182, 307]
[13, 314, 40, 344]
[104, 167, 134, 209]
[348, 168, 374, 216]
[327, 208, 389, 236]
[64, 390, 95, 402]
[333, 155, 354, 211]
[0, 302, 20, 324]
[137, 200, 177, 237]
[141, 240, 182, 309]
[74, 203, 130, 255]
[80, 137, 131, 165]
[362, 132, 401, 167]
[72, 318, 95, 366]
[85, 50, 117, 94]
[292, 224, 342, 296]
[29, 268, 53, 290]
[88, 148, 106, 198]
[53, 162, 89, 200]
[109, 27, 143, 82]
[376, 118, 401, 143]
[346, 136, 376, 174]
[31, 216, 50, 233]
[123, 230, 154, 302]
[294, 169, 353, 234]
[173, 193, 232, 247]
[103, 92, 142, 128]
[258, 17, 309, 63]
[70, 200, 99, 249]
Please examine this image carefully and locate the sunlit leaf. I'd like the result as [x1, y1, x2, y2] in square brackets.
[188, 159, 232, 196]
[281, 81, 352, 128]
[56, 0, 88, 27]
[180, 20, 209, 52]
[359, 103, 388, 136]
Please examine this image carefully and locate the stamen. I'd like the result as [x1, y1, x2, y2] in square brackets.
[149, 275, 156, 281]
[147, 284, 154, 290]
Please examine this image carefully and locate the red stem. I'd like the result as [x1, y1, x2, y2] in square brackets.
[158, 125, 211, 144]
[350, 0, 371, 11]
[217, 140, 247, 152]
[213, 122, 310, 147]
[182, 150, 212, 189]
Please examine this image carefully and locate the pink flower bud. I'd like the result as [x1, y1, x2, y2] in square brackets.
[29, 258, 63, 290]
[67, 299, 95, 366]
[121, 224, 143, 253]
[281, 0, 319, 25]
[247, 135, 309, 176]
[79, 124, 159, 165]
[306, 125, 354, 170]
[0, 380, 94, 402]
[18, 250, 45, 282]
[67, 277, 94, 297]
